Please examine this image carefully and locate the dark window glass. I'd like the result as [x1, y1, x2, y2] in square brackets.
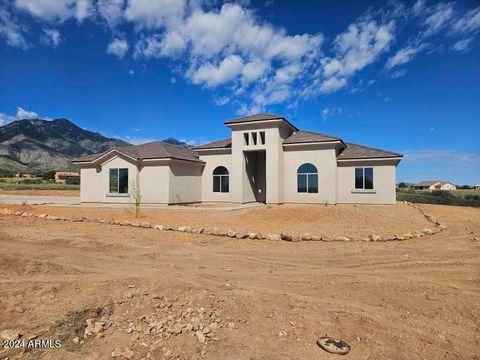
[243, 133, 249, 145]
[355, 168, 364, 189]
[259, 131, 265, 145]
[213, 176, 221, 192]
[308, 174, 318, 193]
[364, 167, 373, 189]
[221, 175, 229, 192]
[109, 169, 118, 193]
[298, 163, 317, 174]
[213, 166, 229, 193]
[297, 174, 307, 193]
[119, 168, 129, 193]
[252, 132, 257, 145]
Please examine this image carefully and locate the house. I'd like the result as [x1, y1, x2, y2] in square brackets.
[54, 171, 80, 184]
[73, 114, 403, 205]
[413, 181, 457, 191]
[474, 185, 480, 190]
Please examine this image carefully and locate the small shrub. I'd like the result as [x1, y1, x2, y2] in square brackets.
[21, 178, 43, 184]
[42, 170, 56, 181]
[65, 176, 80, 185]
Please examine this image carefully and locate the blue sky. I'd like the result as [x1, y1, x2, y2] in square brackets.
[0, 0, 479, 184]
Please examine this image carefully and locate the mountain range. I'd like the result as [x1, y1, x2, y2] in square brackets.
[0, 118, 189, 174]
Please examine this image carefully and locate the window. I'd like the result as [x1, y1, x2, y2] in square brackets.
[251, 132, 257, 145]
[355, 167, 374, 190]
[243, 133, 249, 145]
[259, 131, 265, 145]
[297, 163, 318, 193]
[213, 166, 229, 193]
[109, 168, 129, 193]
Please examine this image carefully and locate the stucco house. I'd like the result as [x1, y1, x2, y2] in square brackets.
[413, 181, 457, 191]
[73, 114, 403, 205]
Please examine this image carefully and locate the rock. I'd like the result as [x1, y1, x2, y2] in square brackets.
[130, 222, 141, 227]
[280, 233, 292, 241]
[209, 322, 218, 330]
[256, 233, 265, 240]
[227, 230, 236, 238]
[0, 329, 21, 341]
[196, 330, 206, 343]
[141, 222, 151, 228]
[72, 337, 80, 344]
[472, 237, 479, 241]
[71, 217, 85, 222]
[153, 224, 163, 230]
[369, 234, 381, 241]
[248, 233, 257, 239]
[311, 235, 321, 241]
[172, 323, 183, 334]
[94, 322, 105, 333]
[439, 224, 448, 230]
[336, 236, 350, 241]
[422, 228, 433, 235]
[235, 231, 247, 239]
[301, 233, 312, 241]
[178, 226, 187, 232]
[227, 322, 235, 329]
[191, 317, 200, 331]
[268, 234, 281, 241]
[111, 347, 134, 359]
[317, 336, 351, 355]
[38, 214, 48, 218]
[212, 227, 220, 236]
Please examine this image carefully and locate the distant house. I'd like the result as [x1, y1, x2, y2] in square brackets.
[73, 113, 403, 205]
[413, 181, 457, 191]
[474, 184, 480, 190]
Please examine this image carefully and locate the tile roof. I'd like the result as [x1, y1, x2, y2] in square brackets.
[338, 142, 403, 160]
[192, 137, 232, 150]
[283, 130, 342, 144]
[74, 141, 203, 163]
[224, 113, 298, 130]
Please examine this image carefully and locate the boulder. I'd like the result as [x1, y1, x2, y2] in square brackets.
[280, 233, 292, 241]
[256, 233, 265, 240]
[140, 222, 151, 228]
[336, 236, 350, 242]
[248, 233, 257, 239]
[369, 234, 381, 241]
[153, 224, 163, 230]
[268, 234, 281, 241]
[422, 228, 433, 235]
[301, 233, 312, 241]
[439, 224, 448, 230]
[227, 230, 236, 238]
[235, 232, 247, 239]
[178, 226, 187, 232]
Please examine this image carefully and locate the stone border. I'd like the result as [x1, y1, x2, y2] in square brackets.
[0, 202, 447, 243]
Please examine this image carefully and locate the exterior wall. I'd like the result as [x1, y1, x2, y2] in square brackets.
[283, 145, 338, 204]
[336, 161, 397, 204]
[198, 151, 232, 202]
[139, 163, 170, 204]
[79, 155, 138, 204]
[168, 161, 202, 204]
[439, 183, 456, 190]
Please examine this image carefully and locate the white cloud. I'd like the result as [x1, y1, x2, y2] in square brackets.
[423, 2, 455, 36]
[214, 96, 229, 106]
[97, 0, 125, 28]
[321, 106, 343, 120]
[385, 44, 424, 69]
[452, 38, 472, 52]
[0, 7, 28, 49]
[107, 38, 129, 58]
[0, 113, 16, 126]
[411, 0, 425, 17]
[16, 107, 39, 119]
[451, 6, 480, 35]
[125, 0, 185, 29]
[319, 77, 347, 93]
[14, 0, 93, 22]
[41, 28, 62, 47]
[241, 59, 269, 86]
[190, 54, 244, 87]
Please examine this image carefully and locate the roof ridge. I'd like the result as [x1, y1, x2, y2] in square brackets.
[344, 142, 403, 156]
[296, 129, 341, 139]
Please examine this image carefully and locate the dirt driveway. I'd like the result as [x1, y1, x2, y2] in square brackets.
[0, 204, 479, 359]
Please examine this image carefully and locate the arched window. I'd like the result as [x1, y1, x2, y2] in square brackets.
[213, 166, 229, 193]
[297, 163, 318, 193]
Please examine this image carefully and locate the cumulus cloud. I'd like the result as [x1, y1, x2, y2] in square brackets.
[107, 38, 129, 58]
[125, 0, 185, 29]
[0, 107, 42, 126]
[97, 0, 125, 28]
[190, 55, 244, 88]
[14, 0, 93, 22]
[41, 28, 62, 47]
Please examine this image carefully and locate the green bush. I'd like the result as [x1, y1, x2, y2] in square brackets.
[397, 191, 480, 207]
[21, 178, 43, 184]
[431, 190, 453, 197]
[65, 176, 80, 185]
[42, 170, 56, 181]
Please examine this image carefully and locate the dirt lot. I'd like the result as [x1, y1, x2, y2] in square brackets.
[1, 202, 434, 239]
[0, 189, 79, 197]
[0, 204, 479, 359]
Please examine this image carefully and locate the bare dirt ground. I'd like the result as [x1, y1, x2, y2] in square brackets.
[0, 204, 479, 360]
[1, 202, 434, 239]
[0, 190, 80, 197]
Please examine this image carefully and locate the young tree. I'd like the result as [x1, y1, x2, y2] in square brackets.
[130, 180, 142, 218]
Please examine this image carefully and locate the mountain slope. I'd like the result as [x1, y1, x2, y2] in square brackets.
[0, 118, 130, 173]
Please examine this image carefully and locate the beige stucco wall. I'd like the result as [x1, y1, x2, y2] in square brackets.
[439, 183, 456, 190]
[198, 151, 232, 202]
[138, 162, 170, 204]
[283, 145, 338, 204]
[336, 161, 397, 204]
[168, 161, 202, 204]
[79, 155, 138, 204]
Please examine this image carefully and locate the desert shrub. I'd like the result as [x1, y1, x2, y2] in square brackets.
[430, 190, 453, 197]
[397, 191, 480, 207]
[465, 194, 480, 201]
[65, 176, 80, 185]
[42, 170, 56, 181]
[21, 178, 43, 184]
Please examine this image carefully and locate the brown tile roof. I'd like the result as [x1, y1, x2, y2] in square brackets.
[283, 130, 342, 144]
[192, 138, 232, 150]
[224, 113, 298, 130]
[414, 180, 442, 186]
[74, 141, 203, 163]
[338, 142, 403, 159]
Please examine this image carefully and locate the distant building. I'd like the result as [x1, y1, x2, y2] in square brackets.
[474, 184, 480, 190]
[413, 181, 457, 191]
[54, 171, 80, 184]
